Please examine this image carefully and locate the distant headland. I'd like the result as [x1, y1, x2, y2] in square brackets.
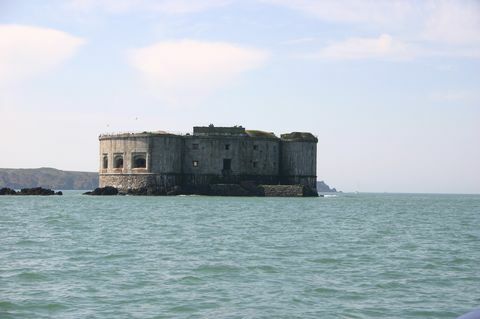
[0, 167, 98, 190]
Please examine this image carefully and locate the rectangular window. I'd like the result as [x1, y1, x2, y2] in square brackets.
[192, 143, 199, 150]
[253, 145, 258, 150]
[252, 161, 257, 168]
[223, 158, 231, 170]
[225, 144, 230, 150]
[132, 152, 147, 169]
[102, 154, 108, 169]
[192, 160, 199, 167]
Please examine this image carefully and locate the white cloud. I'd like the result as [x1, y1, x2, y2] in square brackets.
[129, 40, 268, 105]
[69, 0, 230, 14]
[0, 25, 85, 85]
[262, 0, 415, 27]
[265, 0, 480, 59]
[430, 89, 480, 103]
[314, 34, 415, 60]
[423, 0, 480, 45]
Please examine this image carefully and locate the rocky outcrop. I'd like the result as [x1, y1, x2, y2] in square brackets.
[258, 185, 319, 197]
[83, 186, 118, 195]
[0, 187, 17, 195]
[0, 187, 62, 195]
[316, 181, 338, 192]
[83, 183, 318, 197]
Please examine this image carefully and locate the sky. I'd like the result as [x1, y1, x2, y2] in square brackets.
[0, 0, 479, 194]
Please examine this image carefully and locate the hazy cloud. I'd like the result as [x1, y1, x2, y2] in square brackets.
[430, 89, 480, 103]
[0, 25, 85, 85]
[266, 0, 480, 60]
[262, 0, 416, 27]
[422, 0, 480, 45]
[314, 34, 415, 60]
[129, 40, 268, 105]
[69, 0, 231, 14]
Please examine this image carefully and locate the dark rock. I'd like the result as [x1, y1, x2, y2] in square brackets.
[258, 184, 319, 197]
[0, 187, 17, 195]
[55, 191, 63, 195]
[239, 180, 264, 196]
[19, 187, 56, 195]
[209, 184, 252, 196]
[83, 186, 118, 195]
[166, 186, 183, 196]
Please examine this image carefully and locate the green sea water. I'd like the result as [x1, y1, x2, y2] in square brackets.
[1, 192, 479, 318]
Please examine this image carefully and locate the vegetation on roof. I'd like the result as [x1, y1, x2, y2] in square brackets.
[245, 130, 278, 138]
[280, 132, 318, 142]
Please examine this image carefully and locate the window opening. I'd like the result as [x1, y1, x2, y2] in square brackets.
[223, 159, 231, 170]
[133, 154, 146, 168]
[114, 155, 123, 168]
[102, 155, 108, 169]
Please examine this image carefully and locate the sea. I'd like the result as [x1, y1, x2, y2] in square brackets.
[0, 192, 479, 319]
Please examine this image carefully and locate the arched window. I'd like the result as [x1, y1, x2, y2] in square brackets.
[133, 154, 146, 168]
[114, 155, 123, 168]
[102, 155, 108, 169]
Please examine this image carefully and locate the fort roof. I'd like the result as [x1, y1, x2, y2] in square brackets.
[193, 125, 246, 136]
[245, 130, 278, 139]
[280, 132, 318, 142]
[99, 130, 178, 139]
[99, 126, 316, 141]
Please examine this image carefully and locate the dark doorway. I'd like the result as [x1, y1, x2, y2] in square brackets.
[223, 158, 231, 170]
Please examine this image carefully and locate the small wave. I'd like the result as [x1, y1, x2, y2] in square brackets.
[195, 264, 241, 274]
[177, 275, 203, 285]
[0, 300, 16, 310]
[17, 271, 48, 281]
[314, 287, 340, 294]
[247, 265, 278, 273]
[309, 257, 338, 264]
[102, 253, 134, 260]
[16, 239, 43, 246]
[169, 305, 196, 313]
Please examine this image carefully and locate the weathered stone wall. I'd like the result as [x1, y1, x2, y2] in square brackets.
[259, 184, 306, 197]
[99, 173, 181, 193]
[99, 134, 151, 174]
[182, 135, 280, 185]
[150, 136, 183, 174]
[99, 174, 155, 191]
[280, 140, 317, 189]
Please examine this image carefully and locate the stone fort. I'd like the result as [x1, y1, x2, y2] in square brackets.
[99, 125, 317, 195]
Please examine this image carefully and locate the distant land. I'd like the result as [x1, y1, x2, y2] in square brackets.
[0, 168, 98, 190]
[316, 181, 337, 193]
[0, 167, 338, 192]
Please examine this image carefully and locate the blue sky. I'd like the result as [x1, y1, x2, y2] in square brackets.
[1, 0, 479, 193]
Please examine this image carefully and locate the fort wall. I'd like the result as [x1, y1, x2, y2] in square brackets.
[98, 126, 317, 194]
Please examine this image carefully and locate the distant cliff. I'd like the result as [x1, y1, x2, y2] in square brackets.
[0, 168, 98, 190]
[317, 181, 338, 192]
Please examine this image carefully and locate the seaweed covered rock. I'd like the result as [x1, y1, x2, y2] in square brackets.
[0, 187, 17, 195]
[0, 187, 63, 195]
[84, 186, 118, 195]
